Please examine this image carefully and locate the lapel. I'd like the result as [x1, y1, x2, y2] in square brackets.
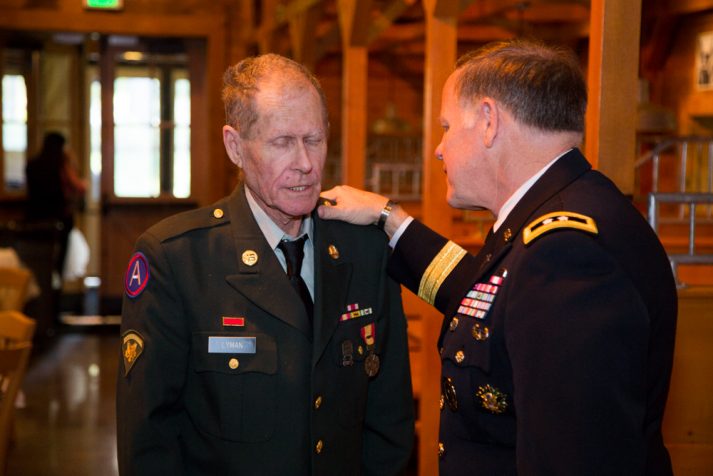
[224, 185, 312, 339]
[312, 215, 352, 365]
[472, 148, 592, 282]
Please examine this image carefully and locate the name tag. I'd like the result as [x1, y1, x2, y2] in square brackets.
[208, 336, 256, 354]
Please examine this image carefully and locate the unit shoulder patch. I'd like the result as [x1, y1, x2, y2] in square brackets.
[523, 211, 598, 245]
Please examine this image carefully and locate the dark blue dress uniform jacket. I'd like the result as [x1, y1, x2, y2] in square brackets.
[116, 185, 414, 476]
[388, 149, 677, 475]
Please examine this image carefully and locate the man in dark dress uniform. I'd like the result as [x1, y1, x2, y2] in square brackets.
[319, 39, 677, 475]
[116, 54, 414, 476]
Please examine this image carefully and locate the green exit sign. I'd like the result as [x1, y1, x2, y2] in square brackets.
[84, 0, 124, 10]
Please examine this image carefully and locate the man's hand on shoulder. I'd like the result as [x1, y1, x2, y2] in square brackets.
[318, 185, 408, 237]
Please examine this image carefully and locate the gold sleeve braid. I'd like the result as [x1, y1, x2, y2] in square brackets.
[418, 241, 467, 306]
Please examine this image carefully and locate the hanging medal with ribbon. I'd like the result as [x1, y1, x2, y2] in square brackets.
[360, 323, 380, 377]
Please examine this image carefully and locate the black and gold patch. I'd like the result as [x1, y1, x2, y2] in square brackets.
[122, 330, 145, 377]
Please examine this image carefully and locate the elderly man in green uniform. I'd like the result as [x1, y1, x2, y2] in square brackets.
[116, 54, 414, 476]
[319, 39, 677, 475]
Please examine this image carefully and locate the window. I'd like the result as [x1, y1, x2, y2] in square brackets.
[2, 73, 28, 192]
[111, 63, 190, 198]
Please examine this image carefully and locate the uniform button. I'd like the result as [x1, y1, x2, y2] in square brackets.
[315, 439, 324, 454]
[439, 394, 444, 411]
[314, 395, 323, 410]
[455, 350, 465, 364]
[438, 442, 445, 458]
[439, 347, 444, 355]
[228, 358, 239, 369]
[449, 317, 459, 331]
[213, 208, 224, 219]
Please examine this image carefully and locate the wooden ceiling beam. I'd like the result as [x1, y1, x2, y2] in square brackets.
[338, 0, 372, 46]
[665, 0, 713, 14]
[288, 4, 323, 70]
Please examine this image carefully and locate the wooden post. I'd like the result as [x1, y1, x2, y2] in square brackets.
[585, 0, 642, 194]
[419, 3, 460, 474]
[338, 0, 371, 187]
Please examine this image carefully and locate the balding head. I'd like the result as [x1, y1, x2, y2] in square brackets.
[222, 54, 329, 139]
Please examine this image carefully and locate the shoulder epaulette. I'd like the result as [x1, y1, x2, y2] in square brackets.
[523, 211, 598, 245]
[150, 202, 230, 242]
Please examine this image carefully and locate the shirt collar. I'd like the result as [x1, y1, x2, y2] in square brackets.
[245, 186, 313, 249]
[493, 149, 572, 232]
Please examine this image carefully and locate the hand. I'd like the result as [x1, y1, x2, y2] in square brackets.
[318, 186, 409, 237]
[318, 185, 386, 225]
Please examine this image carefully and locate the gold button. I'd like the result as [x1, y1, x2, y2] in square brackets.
[438, 442, 445, 458]
[357, 345, 364, 355]
[314, 395, 323, 409]
[449, 317, 459, 331]
[213, 208, 224, 219]
[242, 250, 258, 266]
[455, 350, 465, 363]
[228, 358, 239, 369]
[439, 394, 444, 411]
[315, 439, 324, 454]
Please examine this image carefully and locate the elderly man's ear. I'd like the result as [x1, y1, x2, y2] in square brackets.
[222, 125, 243, 167]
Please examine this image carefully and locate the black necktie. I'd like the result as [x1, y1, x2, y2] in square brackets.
[277, 236, 314, 319]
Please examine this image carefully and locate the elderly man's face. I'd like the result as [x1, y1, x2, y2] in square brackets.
[225, 81, 327, 233]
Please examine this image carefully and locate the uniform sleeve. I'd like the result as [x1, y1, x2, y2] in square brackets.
[388, 219, 479, 318]
[361, 251, 415, 476]
[505, 231, 649, 475]
[116, 232, 189, 476]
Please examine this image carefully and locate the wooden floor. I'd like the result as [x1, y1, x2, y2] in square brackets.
[5, 326, 419, 476]
[6, 327, 120, 476]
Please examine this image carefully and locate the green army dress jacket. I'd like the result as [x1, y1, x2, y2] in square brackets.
[117, 184, 414, 476]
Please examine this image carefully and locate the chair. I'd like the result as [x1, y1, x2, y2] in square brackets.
[0, 268, 31, 312]
[0, 310, 36, 474]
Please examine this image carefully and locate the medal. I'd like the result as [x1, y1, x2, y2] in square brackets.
[365, 352, 380, 377]
[360, 323, 380, 377]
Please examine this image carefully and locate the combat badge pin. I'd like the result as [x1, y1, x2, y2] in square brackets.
[122, 330, 144, 376]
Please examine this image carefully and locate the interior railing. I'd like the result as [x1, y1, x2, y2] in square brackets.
[635, 136, 713, 285]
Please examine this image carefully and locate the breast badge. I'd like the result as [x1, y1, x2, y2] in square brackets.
[476, 384, 508, 414]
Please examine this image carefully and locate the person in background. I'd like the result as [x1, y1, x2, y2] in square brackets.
[25, 131, 86, 278]
[116, 53, 414, 476]
[319, 39, 677, 476]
